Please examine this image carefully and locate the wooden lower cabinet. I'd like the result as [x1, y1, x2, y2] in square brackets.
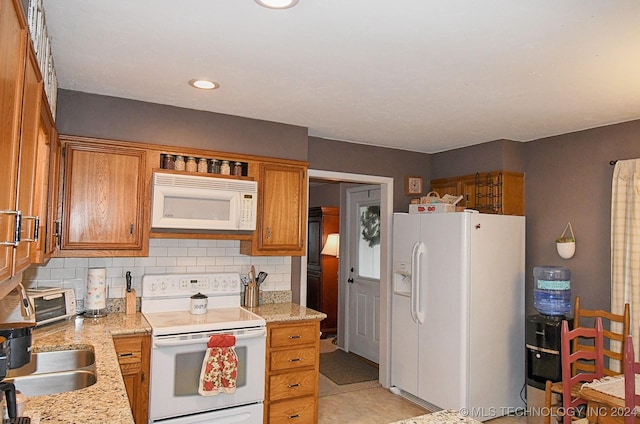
[113, 334, 150, 424]
[264, 320, 320, 424]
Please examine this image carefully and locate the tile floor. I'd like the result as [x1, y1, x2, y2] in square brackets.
[318, 338, 528, 424]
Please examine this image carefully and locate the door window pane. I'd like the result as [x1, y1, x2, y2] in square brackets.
[358, 205, 380, 279]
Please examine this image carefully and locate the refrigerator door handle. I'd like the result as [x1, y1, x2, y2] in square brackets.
[410, 241, 420, 323]
[414, 242, 426, 324]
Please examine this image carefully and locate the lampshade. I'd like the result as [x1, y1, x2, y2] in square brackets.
[321, 233, 340, 258]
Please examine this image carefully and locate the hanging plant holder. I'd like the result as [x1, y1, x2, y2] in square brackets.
[556, 222, 576, 259]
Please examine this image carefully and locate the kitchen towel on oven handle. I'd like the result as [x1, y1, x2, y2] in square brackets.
[198, 334, 238, 396]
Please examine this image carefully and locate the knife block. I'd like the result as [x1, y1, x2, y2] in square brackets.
[125, 289, 137, 315]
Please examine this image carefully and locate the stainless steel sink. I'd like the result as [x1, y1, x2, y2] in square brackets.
[5, 348, 97, 396]
[8, 348, 96, 376]
[7, 369, 97, 397]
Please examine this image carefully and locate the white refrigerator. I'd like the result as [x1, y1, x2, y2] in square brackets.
[391, 211, 525, 421]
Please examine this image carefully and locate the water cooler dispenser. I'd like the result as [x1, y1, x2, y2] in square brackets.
[526, 266, 572, 424]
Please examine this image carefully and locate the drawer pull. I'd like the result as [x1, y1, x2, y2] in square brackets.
[288, 414, 300, 419]
[287, 383, 300, 388]
[288, 335, 301, 339]
[288, 358, 301, 362]
[118, 352, 134, 357]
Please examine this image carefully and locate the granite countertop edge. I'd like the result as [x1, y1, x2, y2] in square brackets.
[246, 302, 327, 323]
[20, 303, 323, 423]
[22, 313, 150, 424]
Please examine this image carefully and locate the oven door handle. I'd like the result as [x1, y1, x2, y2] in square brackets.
[153, 328, 266, 347]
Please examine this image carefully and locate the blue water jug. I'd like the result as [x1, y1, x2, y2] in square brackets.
[533, 266, 571, 316]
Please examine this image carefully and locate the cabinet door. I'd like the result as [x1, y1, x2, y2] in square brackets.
[113, 334, 150, 424]
[306, 271, 321, 312]
[244, 163, 307, 256]
[61, 141, 147, 252]
[13, 46, 43, 273]
[429, 178, 460, 198]
[31, 91, 59, 264]
[0, 0, 28, 282]
[460, 176, 477, 209]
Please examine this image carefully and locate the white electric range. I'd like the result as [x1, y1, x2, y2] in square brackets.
[141, 272, 266, 424]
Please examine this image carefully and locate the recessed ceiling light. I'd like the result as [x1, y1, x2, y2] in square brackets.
[188, 79, 219, 90]
[255, 0, 299, 9]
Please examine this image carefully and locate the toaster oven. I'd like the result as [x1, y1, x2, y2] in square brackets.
[26, 288, 76, 326]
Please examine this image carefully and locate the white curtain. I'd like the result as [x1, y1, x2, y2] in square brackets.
[611, 159, 640, 360]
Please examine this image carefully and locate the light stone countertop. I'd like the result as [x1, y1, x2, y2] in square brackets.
[21, 313, 150, 424]
[389, 409, 483, 424]
[17, 303, 321, 423]
[246, 302, 327, 323]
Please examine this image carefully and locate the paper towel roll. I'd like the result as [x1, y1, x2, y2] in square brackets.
[86, 268, 107, 310]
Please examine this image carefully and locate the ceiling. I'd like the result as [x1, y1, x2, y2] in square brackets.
[42, 0, 640, 154]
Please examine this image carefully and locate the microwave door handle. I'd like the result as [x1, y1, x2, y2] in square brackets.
[153, 328, 266, 347]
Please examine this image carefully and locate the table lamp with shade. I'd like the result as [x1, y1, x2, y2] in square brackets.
[321, 233, 340, 258]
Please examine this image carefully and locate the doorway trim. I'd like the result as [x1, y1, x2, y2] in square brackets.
[305, 169, 393, 388]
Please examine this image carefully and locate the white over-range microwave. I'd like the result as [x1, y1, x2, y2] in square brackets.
[151, 173, 258, 231]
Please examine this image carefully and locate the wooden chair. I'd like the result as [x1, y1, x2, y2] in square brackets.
[624, 335, 640, 424]
[560, 317, 604, 424]
[544, 297, 630, 424]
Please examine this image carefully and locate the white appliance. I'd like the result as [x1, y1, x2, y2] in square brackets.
[390, 211, 525, 421]
[0, 287, 76, 327]
[142, 273, 266, 424]
[151, 172, 258, 231]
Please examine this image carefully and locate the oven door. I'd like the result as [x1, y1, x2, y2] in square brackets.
[149, 326, 266, 423]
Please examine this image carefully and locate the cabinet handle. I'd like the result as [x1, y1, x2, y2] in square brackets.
[129, 224, 134, 236]
[266, 227, 271, 239]
[21, 216, 39, 242]
[54, 220, 61, 245]
[288, 335, 301, 339]
[0, 210, 21, 247]
[287, 414, 300, 419]
[288, 358, 301, 362]
[287, 383, 300, 388]
[118, 352, 134, 357]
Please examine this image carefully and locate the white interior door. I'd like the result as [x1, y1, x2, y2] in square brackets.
[346, 186, 380, 363]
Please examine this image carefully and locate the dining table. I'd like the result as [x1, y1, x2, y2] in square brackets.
[578, 375, 639, 424]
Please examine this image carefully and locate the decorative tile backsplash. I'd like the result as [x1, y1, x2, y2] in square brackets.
[23, 238, 292, 303]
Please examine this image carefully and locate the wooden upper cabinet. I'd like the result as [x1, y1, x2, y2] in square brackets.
[60, 138, 148, 256]
[31, 90, 60, 264]
[241, 162, 308, 256]
[13, 46, 43, 274]
[430, 171, 524, 216]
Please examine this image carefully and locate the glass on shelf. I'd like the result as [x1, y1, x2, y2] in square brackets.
[186, 156, 197, 172]
[220, 160, 231, 175]
[233, 162, 242, 176]
[162, 154, 175, 170]
[209, 159, 220, 174]
[174, 155, 186, 171]
[197, 158, 208, 173]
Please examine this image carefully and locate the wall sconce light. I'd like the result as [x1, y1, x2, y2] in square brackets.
[321, 233, 340, 258]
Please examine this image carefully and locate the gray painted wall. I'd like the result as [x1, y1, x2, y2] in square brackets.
[522, 120, 640, 315]
[308, 136, 430, 212]
[57, 90, 308, 161]
[54, 89, 640, 317]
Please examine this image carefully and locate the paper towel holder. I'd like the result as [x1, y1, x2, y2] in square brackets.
[85, 268, 107, 317]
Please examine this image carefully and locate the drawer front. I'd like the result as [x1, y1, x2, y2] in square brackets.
[270, 347, 316, 372]
[269, 396, 316, 424]
[113, 336, 142, 365]
[270, 324, 318, 349]
[269, 369, 316, 401]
